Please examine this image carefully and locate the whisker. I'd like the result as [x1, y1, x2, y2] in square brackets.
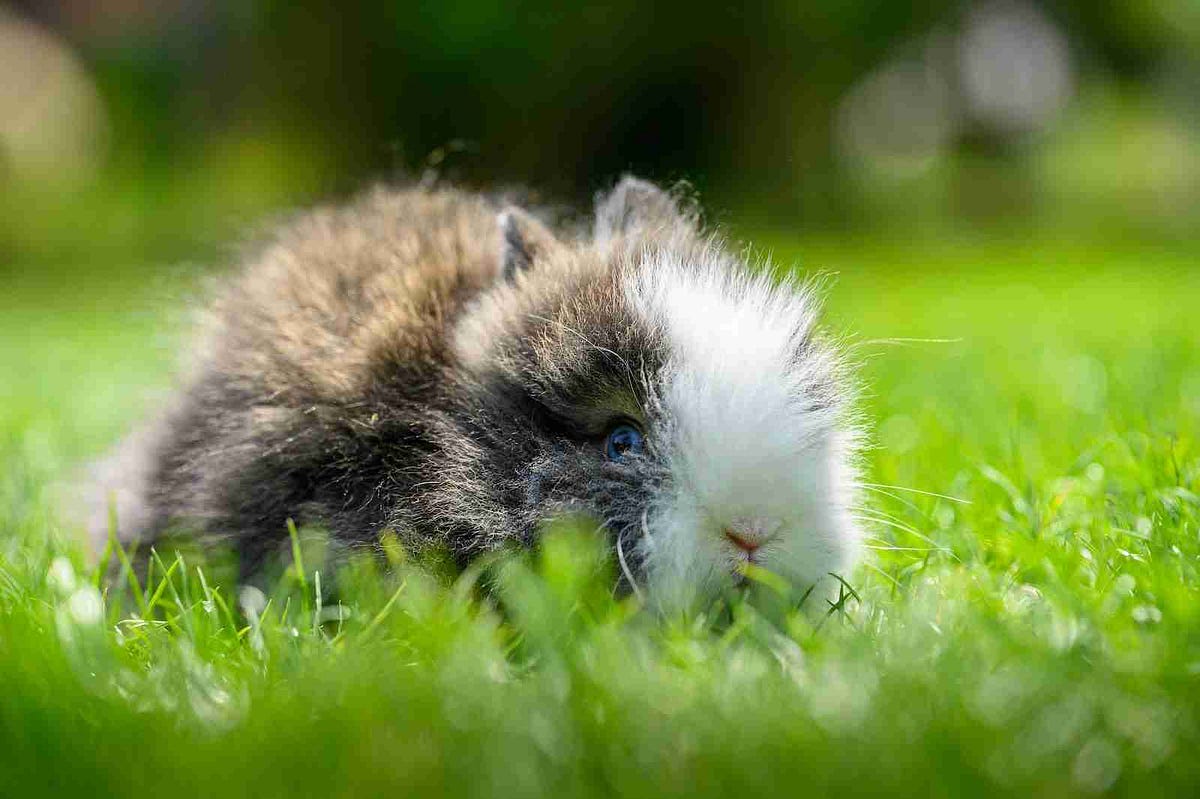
[852, 490, 925, 516]
[863, 545, 942, 553]
[854, 337, 963, 347]
[863, 562, 901, 588]
[616, 528, 643, 602]
[858, 482, 972, 505]
[852, 506, 922, 529]
[849, 506, 921, 532]
[862, 529, 917, 543]
[854, 513, 924, 536]
[858, 518, 957, 559]
[864, 532, 956, 558]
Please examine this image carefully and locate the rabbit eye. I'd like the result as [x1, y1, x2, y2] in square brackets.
[604, 424, 644, 461]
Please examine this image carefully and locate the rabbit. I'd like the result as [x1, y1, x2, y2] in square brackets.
[89, 176, 862, 608]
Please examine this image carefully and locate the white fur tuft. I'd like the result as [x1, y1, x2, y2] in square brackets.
[623, 249, 860, 609]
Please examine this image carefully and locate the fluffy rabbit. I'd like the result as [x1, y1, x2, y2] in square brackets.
[91, 177, 862, 607]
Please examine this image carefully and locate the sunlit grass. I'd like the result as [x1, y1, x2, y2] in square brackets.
[2, 236, 1199, 796]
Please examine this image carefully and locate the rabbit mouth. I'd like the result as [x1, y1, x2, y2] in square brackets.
[723, 527, 763, 557]
[722, 518, 780, 564]
[725, 530, 765, 586]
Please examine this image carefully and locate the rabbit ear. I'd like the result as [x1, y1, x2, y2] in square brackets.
[593, 175, 687, 242]
[497, 206, 562, 282]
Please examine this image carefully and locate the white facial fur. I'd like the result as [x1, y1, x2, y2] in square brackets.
[623, 248, 861, 609]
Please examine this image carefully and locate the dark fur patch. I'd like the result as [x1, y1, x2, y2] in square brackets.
[107, 183, 686, 579]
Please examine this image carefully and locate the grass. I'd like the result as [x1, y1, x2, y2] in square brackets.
[2, 235, 1199, 797]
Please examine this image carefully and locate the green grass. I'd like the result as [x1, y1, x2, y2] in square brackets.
[2, 238, 1199, 797]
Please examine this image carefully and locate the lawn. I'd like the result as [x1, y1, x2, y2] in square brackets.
[2, 235, 1198, 797]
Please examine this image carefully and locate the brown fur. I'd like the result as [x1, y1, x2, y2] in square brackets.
[94, 180, 690, 575]
[204, 186, 503, 404]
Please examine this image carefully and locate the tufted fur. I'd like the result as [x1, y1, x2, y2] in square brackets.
[91, 177, 860, 606]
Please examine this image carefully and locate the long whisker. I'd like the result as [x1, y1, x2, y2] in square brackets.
[858, 482, 972, 505]
[855, 514, 957, 558]
[862, 561, 901, 588]
[864, 534, 956, 560]
[863, 544, 943, 553]
[852, 489, 925, 515]
[852, 504, 940, 535]
[616, 528, 644, 602]
[853, 337, 964, 348]
[851, 509, 923, 535]
[854, 514, 928, 539]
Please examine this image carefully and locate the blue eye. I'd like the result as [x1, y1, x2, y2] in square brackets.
[605, 424, 644, 461]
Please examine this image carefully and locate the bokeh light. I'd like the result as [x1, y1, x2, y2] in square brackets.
[0, 6, 107, 190]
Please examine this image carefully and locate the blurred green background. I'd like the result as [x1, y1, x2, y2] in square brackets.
[2, 0, 1199, 270]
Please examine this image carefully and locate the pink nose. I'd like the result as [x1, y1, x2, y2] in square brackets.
[723, 527, 762, 554]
